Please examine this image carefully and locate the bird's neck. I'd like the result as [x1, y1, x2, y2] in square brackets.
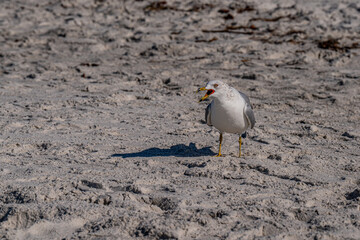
[214, 90, 236, 103]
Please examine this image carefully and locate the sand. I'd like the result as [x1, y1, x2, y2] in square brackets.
[0, 0, 359, 239]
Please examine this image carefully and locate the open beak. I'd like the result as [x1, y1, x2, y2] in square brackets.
[197, 87, 215, 102]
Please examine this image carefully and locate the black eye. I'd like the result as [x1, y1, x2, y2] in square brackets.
[214, 84, 218, 88]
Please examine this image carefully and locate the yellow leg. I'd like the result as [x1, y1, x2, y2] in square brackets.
[216, 133, 223, 157]
[238, 136, 242, 158]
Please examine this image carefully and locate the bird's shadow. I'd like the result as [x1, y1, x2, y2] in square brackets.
[111, 143, 215, 158]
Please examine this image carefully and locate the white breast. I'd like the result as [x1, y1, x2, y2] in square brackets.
[210, 93, 248, 134]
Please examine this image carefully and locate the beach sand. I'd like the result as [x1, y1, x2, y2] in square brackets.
[0, 0, 359, 239]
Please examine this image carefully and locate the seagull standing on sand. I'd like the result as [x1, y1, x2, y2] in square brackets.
[197, 80, 255, 157]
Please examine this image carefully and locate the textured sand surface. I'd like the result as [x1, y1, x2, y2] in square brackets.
[0, 0, 359, 239]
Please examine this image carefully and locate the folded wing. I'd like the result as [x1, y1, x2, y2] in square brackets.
[239, 91, 255, 129]
[205, 101, 213, 126]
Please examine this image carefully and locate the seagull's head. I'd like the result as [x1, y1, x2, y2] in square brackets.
[197, 80, 227, 102]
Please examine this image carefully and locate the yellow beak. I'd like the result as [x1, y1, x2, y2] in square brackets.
[197, 87, 210, 102]
[196, 87, 206, 93]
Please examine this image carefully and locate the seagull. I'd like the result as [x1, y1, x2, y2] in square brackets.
[197, 80, 255, 157]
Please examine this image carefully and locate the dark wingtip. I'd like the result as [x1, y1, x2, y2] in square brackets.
[241, 132, 247, 138]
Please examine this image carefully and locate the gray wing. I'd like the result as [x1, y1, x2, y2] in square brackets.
[239, 91, 255, 129]
[205, 101, 213, 126]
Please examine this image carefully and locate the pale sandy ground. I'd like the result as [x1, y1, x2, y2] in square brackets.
[0, 0, 359, 239]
